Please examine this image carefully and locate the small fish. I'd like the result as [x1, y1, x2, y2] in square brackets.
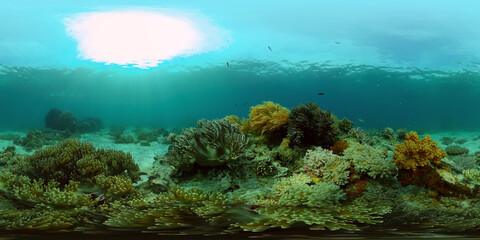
[226, 61, 229, 67]
[335, 41, 340, 44]
[358, 119, 365, 123]
[235, 104, 237, 107]
[243, 102, 247, 106]
[317, 92, 325, 95]
[268, 46, 272, 52]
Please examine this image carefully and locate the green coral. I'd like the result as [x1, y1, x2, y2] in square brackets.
[343, 142, 397, 179]
[11, 138, 141, 186]
[303, 147, 351, 185]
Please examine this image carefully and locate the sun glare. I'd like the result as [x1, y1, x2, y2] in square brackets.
[64, 10, 229, 68]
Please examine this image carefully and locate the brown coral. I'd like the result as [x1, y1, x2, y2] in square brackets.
[392, 132, 447, 171]
[249, 101, 289, 135]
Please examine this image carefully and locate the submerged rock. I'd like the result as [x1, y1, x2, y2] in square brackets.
[45, 108, 78, 132]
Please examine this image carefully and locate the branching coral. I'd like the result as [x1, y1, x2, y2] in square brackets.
[166, 119, 249, 167]
[248, 101, 289, 135]
[343, 142, 397, 179]
[287, 102, 339, 148]
[235, 174, 388, 232]
[393, 132, 447, 170]
[10, 138, 141, 187]
[303, 148, 351, 185]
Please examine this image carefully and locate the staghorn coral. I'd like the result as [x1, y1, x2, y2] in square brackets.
[343, 142, 397, 179]
[248, 101, 289, 135]
[287, 102, 339, 148]
[166, 119, 249, 167]
[393, 132, 447, 171]
[303, 147, 351, 185]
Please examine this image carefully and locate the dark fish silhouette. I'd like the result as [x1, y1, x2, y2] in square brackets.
[268, 46, 272, 51]
[334, 41, 340, 44]
[226, 61, 229, 67]
[243, 102, 247, 106]
[317, 92, 325, 95]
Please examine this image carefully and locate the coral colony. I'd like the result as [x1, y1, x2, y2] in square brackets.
[1, 101, 480, 234]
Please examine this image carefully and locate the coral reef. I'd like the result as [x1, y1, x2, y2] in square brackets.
[396, 128, 408, 140]
[392, 132, 447, 170]
[445, 145, 469, 156]
[343, 142, 397, 179]
[337, 118, 354, 134]
[287, 102, 339, 148]
[134, 128, 168, 143]
[0, 146, 15, 165]
[5, 101, 480, 235]
[441, 136, 455, 145]
[381, 127, 395, 140]
[12, 130, 72, 152]
[303, 147, 351, 185]
[77, 117, 103, 133]
[10, 138, 141, 186]
[45, 108, 78, 132]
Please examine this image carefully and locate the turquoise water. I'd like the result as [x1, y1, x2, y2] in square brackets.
[2, 1, 480, 239]
[1, 62, 480, 131]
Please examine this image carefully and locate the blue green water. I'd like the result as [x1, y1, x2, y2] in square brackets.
[1, 62, 480, 131]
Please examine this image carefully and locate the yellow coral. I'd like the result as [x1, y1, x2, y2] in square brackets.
[248, 101, 289, 135]
[393, 132, 447, 170]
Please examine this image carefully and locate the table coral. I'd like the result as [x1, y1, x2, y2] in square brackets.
[393, 132, 447, 170]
